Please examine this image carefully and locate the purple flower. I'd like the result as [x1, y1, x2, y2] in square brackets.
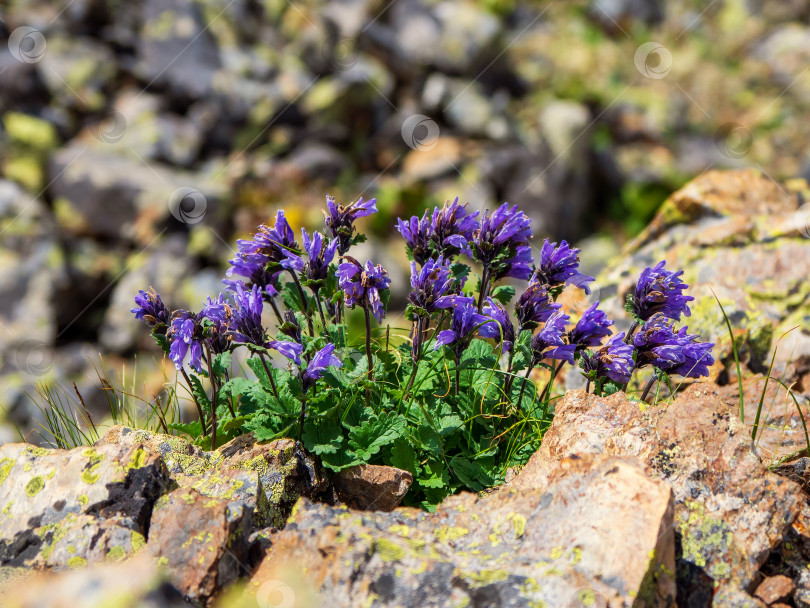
[225, 211, 299, 295]
[337, 257, 391, 323]
[631, 261, 693, 322]
[268, 340, 303, 365]
[632, 315, 687, 370]
[471, 203, 534, 281]
[201, 293, 232, 354]
[324, 195, 377, 255]
[430, 198, 479, 260]
[530, 311, 575, 366]
[303, 343, 343, 389]
[435, 300, 487, 359]
[670, 339, 715, 378]
[580, 332, 634, 384]
[568, 302, 613, 349]
[408, 256, 455, 316]
[279, 309, 303, 344]
[228, 284, 266, 348]
[168, 311, 204, 373]
[301, 229, 338, 284]
[132, 288, 170, 330]
[479, 297, 515, 353]
[536, 239, 593, 294]
[397, 210, 433, 266]
[515, 275, 561, 331]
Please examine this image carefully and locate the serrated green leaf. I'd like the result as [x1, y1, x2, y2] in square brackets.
[390, 439, 419, 476]
[347, 410, 405, 461]
[303, 420, 343, 456]
[490, 285, 516, 306]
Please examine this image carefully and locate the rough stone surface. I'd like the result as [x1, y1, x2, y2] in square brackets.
[147, 488, 253, 606]
[754, 574, 795, 604]
[334, 464, 413, 511]
[249, 453, 676, 607]
[512, 386, 805, 603]
[95, 426, 328, 528]
[0, 440, 167, 569]
[2, 554, 187, 607]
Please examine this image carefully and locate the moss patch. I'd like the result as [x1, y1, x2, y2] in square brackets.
[25, 475, 45, 497]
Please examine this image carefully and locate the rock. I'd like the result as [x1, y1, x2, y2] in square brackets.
[0, 441, 168, 568]
[134, 0, 222, 100]
[147, 488, 253, 606]
[250, 453, 676, 607]
[95, 427, 327, 528]
[333, 464, 412, 511]
[595, 169, 810, 384]
[512, 386, 805, 603]
[754, 575, 795, 604]
[2, 554, 187, 607]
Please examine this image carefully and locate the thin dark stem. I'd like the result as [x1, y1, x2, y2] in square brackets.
[640, 375, 658, 403]
[516, 365, 534, 410]
[313, 288, 329, 330]
[266, 295, 283, 324]
[298, 393, 308, 441]
[204, 346, 218, 449]
[289, 270, 315, 336]
[180, 368, 207, 437]
[504, 349, 515, 394]
[624, 321, 640, 344]
[257, 352, 281, 401]
[585, 378, 591, 394]
[539, 361, 565, 403]
[477, 265, 490, 312]
[455, 362, 461, 397]
[363, 305, 374, 381]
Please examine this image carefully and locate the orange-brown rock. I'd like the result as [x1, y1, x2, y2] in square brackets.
[333, 464, 413, 511]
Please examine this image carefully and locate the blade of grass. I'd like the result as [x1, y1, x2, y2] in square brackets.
[752, 326, 798, 443]
[709, 287, 745, 422]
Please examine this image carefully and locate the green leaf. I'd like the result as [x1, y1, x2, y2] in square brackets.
[511, 330, 533, 372]
[303, 419, 343, 456]
[212, 352, 232, 377]
[347, 410, 406, 461]
[280, 281, 306, 313]
[187, 374, 211, 409]
[490, 285, 516, 306]
[389, 439, 419, 476]
[460, 339, 497, 369]
[169, 420, 203, 439]
[417, 458, 449, 489]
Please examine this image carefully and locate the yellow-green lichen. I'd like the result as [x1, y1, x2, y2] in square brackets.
[0, 458, 16, 486]
[78, 494, 88, 505]
[374, 538, 407, 562]
[25, 476, 45, 497]
[67, 556, 87, 568]
[436, 526, 469, 543]
[106, 545, 127, 562]
[131, 532, 146, 553]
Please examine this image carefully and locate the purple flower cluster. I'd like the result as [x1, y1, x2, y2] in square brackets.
[337, 257, 391, 323]
[132, 288, 170, 330]
[568, 302, 613, 349]
[515, 274, 560, 331]
[271, 341, 343, 391]
[300, 229, 338, 284]
[167, 311, 204, 372]
[580, 333, 634, 384]
[324, 196, 377, 255]
[633, 314, 714, 378]
[408, 257, 456, 317]
[480, 298, 515, 354]
[631, 260, 693, 322]
[397, 198, 479, 265]
[470, 203, 534, 281]
[529, 311, 576, 366]
[435, 300, 487, 360]
[536, 239, 594, 294]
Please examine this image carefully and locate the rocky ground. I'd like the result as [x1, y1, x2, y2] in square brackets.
[4, 0, 810, 442]
[0, 168, 808, 606]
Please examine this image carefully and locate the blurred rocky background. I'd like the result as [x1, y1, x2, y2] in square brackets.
[1, 0, 809, 443]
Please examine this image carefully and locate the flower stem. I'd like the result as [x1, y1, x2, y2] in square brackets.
[516, 365, 533, 410]
[539, 360, 565, 403]
[585, 378, 591, 394]
[266, 294, 283, 324]
[363, 305, 374, 381]
[289, 270, 315, 336]
[180, 368, 207, 437]
[257, 351, 281, 402]
[640, 374, 658, 403]
[477, 265, 490, 312]
[313, 288, 329, 331]
[204, 346, 218, 449]
[298, 393, 308, 441]
[624, 321, 639, 344]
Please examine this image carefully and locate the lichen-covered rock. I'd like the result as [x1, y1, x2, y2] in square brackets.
[249, 453, 676, 607]
[95, 426, 327, 527]
[513, 386, 805, 604]
[333, 464, 413, 511]
[147, 488, 253, 606]
[593, 169, 810, 387]
[0, 441, 167, 568]
[3, 553, 187, 608]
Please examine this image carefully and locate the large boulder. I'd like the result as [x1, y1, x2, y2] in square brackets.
[249, 453, 676, 607]
[512, 386, 806, 605]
